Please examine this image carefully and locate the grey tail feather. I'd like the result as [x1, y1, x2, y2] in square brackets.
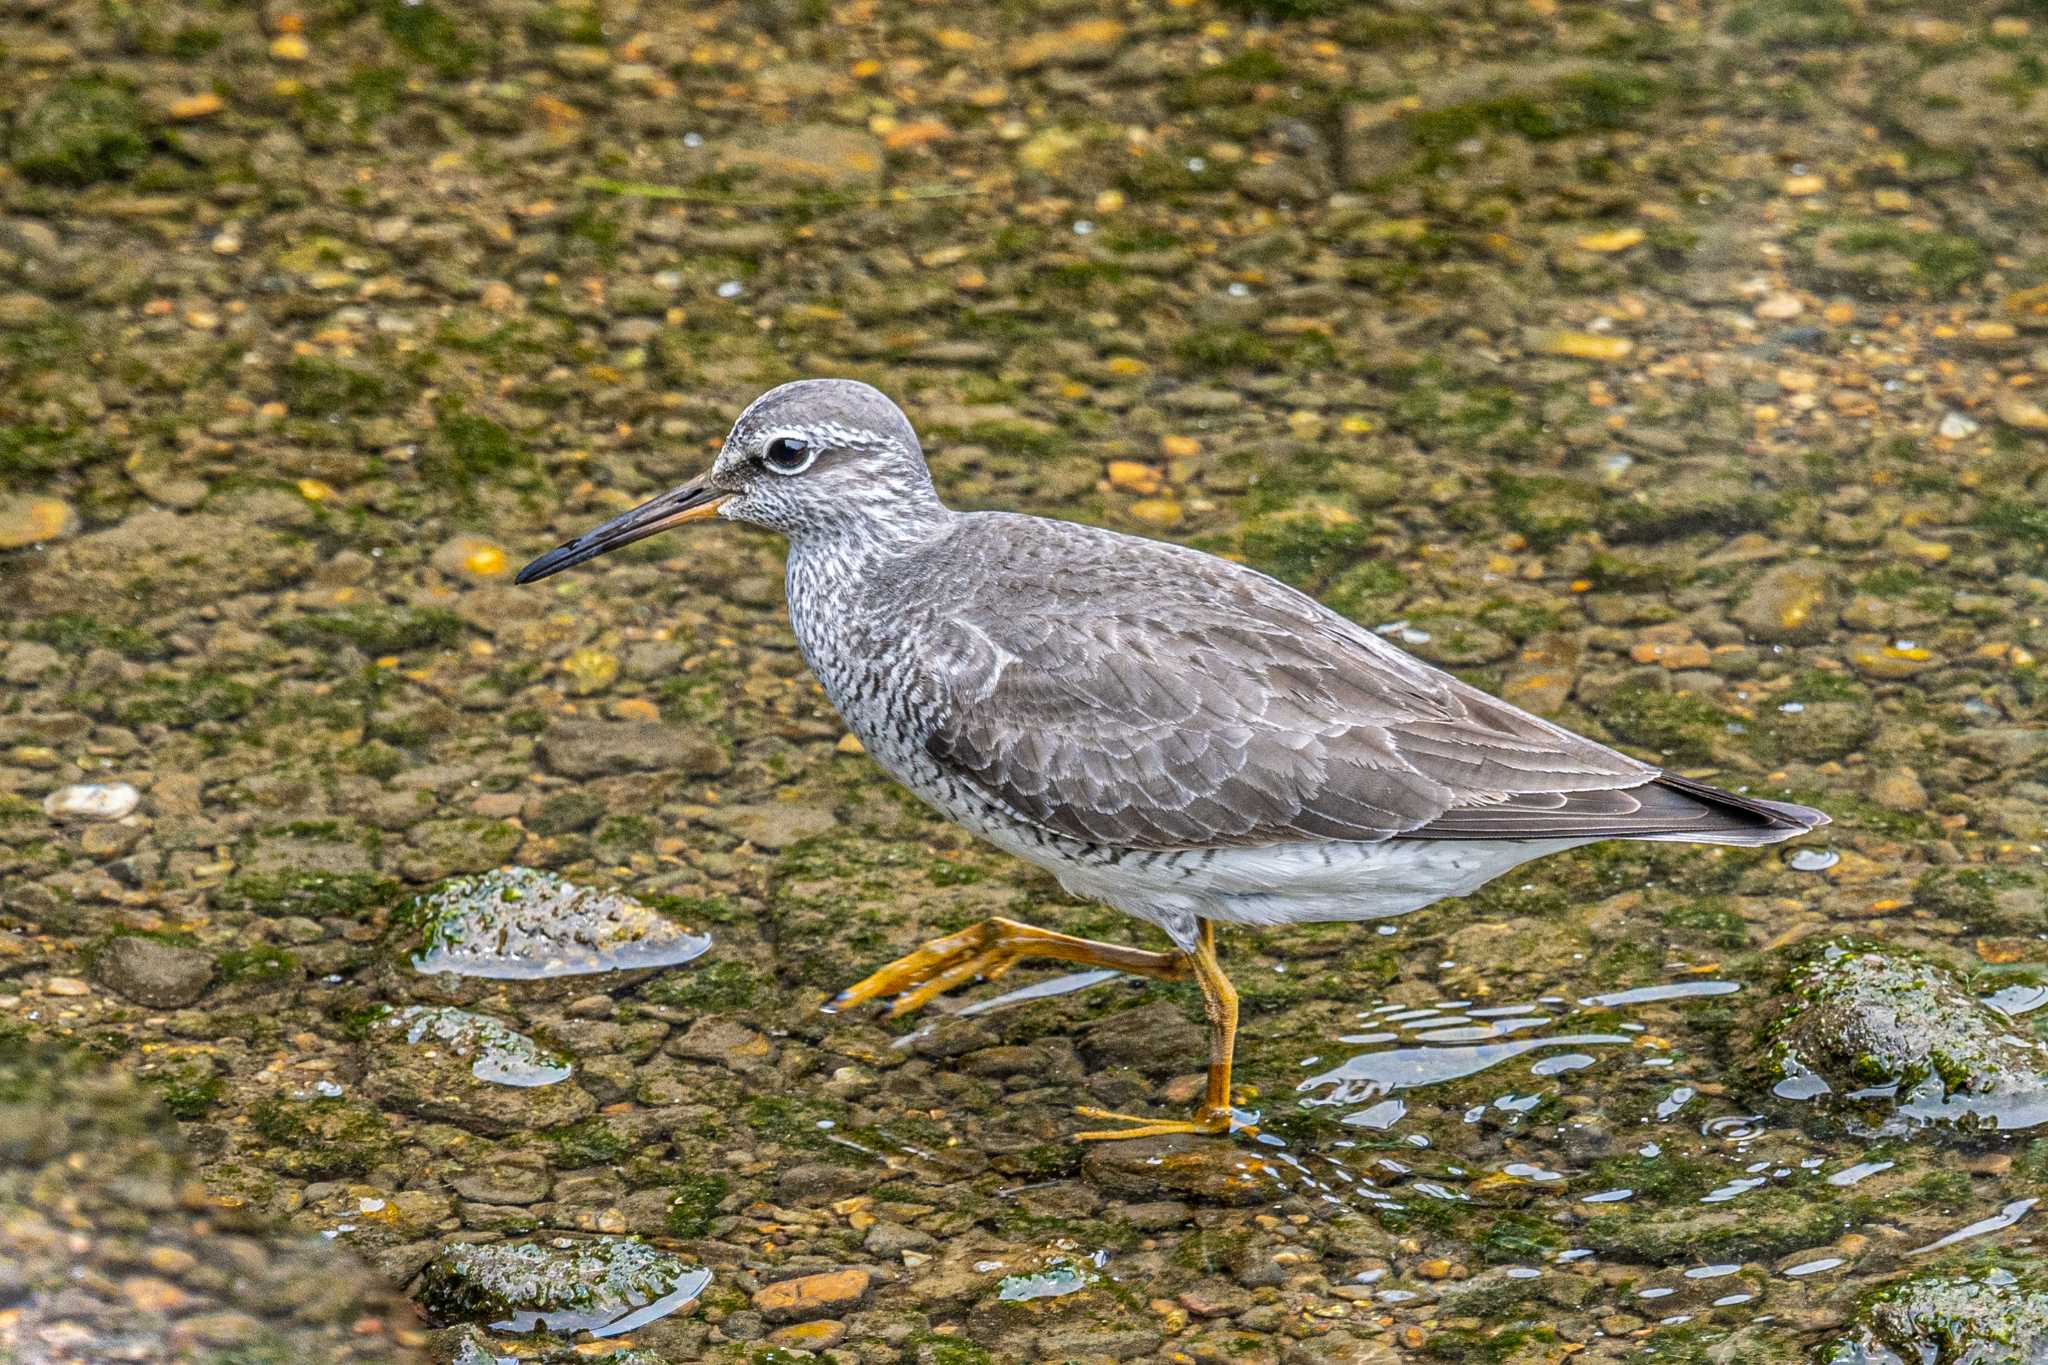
[1638, 772, 1829, 846]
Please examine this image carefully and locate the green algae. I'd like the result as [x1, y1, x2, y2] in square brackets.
[247, 1095, 392, 1178]
[274, 605, 465, 655]
[10, 76, 153, 186]
[213, 870, 399, 920]
[1592, 681, 1731, 764]
[663, 1172, 730, 1238]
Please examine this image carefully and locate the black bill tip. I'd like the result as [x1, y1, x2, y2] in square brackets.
[511, 476, 726, 585]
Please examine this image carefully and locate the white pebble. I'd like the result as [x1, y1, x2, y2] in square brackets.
[43, 782, 139, 821]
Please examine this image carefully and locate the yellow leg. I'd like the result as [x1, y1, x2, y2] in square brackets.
[829, 916, 1189, 1019]
[1074, 919, 1242, 1142]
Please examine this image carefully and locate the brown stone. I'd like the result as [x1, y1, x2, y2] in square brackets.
[752, 1267, 873, 1323]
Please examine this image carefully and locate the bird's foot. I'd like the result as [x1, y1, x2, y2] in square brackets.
[826, 921, 1025, 1019]
[1071, 1104, 1243, 1142]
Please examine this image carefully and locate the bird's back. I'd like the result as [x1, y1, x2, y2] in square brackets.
[789, 509, 1824, 864]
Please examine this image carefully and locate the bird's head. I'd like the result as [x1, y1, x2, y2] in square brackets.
[515, 378, 937, 583]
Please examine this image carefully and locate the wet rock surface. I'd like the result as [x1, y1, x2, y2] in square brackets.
[3, 0, 2048, 1360]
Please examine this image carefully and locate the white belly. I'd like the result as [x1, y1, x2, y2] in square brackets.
[992, 830, 1593, 950]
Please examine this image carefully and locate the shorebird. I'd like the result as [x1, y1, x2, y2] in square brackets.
[517, 379, 1827, 1141]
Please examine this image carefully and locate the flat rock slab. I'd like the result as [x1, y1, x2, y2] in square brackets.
[89, 936, 213, 1008]
[539, 719, 728, 779]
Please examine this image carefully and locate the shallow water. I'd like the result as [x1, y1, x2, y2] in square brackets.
[3, 0, 2047, 1361]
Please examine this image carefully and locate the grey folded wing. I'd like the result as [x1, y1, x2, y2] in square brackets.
[915, 554, 1727, 853]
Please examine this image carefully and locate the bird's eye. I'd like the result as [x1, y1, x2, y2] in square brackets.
[762, 435, 814, 475]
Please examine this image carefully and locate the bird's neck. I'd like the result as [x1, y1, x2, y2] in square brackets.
[784, 482, 956, 565]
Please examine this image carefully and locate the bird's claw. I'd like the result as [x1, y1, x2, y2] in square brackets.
[827, 923, 1018, 1019]
[1071, 1104, 1242, 1143]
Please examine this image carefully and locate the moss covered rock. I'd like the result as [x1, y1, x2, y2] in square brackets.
[1759, 941, 2048, 1133]
[10, 77, 152, 185]
[394, 866, 712, 981]
[416, 1237, 711, 1336]
[1822, 1270, 2048, 1365]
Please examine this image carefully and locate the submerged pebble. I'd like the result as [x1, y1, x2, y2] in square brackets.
[997, 1258, 1095, 1302]
[401, 866, 711, 979]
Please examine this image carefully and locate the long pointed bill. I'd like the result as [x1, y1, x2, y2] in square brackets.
[515, 476, 728, 584]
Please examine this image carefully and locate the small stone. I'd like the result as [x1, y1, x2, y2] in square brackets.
[121, 1274, 192, 1313]
[561, 647, 620, 695]
[864, 1220, 936, 1257]
[1871, 767, 1927, 813]
[1995, 392, 2048, 432]
[539, 719, 728, 779]
[1017, 126, 1086, 173]
[91, 936, 214, 1008]
[1847, 641, 1936, 679]
[1734, 562, 1833, 643]
[0, 293, 54, 325]
[699, 802, 836, 851]
[1006, 19, 1126, 71]
[0, 495, 77, 550]
[1782, 173, 1826, 196]
[1529, 329, 1633, 362]
[1106, 460, 1163, 495]
[1126, 498, 1184, 529]
[1754, 292, 1804, 320]
[166, 92, 223, 120]
[550, 43, 611, 76]
[752, 1268, 873, 1323]
[1084, 1137, 1284, 1207]
[269, 34, 309, 61]
[712, 125, 885, 191]
[44, 782, 141, 820]
[431, 535, 510, 579]
[671, 1015, 773, 1069]
[2004, 283, 2048, 320]
[768, 1320, 848, 1351]
[1574, 227, 1643, 253]
[44, 976, 90, 996]
[1937, 411, 1980, 439]
[1629, 640, 1712, 671]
